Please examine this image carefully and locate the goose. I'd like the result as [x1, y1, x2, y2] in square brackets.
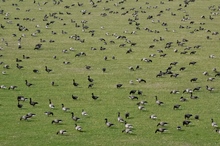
[17, 101, 23, 108]
[105, 118, 114, 127]
[207, 77, 215, 81]
[125, 112, 130, 119]
[88, 76, 93, 82]
[149, 114, 157, 120]
[45, 66, 52, 73]
[173, 104, 181, 109]
[129, 95, 138, 100]
[211, 118, 218, 128]
[52, 119, 62, 124]
[206, 85, 214, 92]
[75, 124, 82, 131]
[136, 78, 146, 83]
[116, 84, 123, 88]
[137, 90, 143, 95]
[61, 104, 70, 111]
[71, 112, 80, 121]
[122, 128, 133, 134]
[56, 130, 67, 135]
[137, 101, 148, 105]
[29, 98, 38, 106]
[189, 61, 196, 65]
[72, 79, 79, 87]
[44, 111, 53, 116]
[20, 114, 32, 121]
[216, 129, 220, 134]
[195, 115, 199, 120]
[81, 109, 88, 116]
[183, 120, 191, 126]
[170, 90, 180, 94]
[155, 128, 167, 133]
[33, 69, 39, 73]
[8, 85, 17, 90]
[72, 95, 78, 100]
[190, 92, 199, 99]
[129, 90, 136, 94]
[49, 99, 55, 109]
[155, 96, 164, 105]
[203, 71, 209, 76]
[190, 78, 198, 82]
[185, 114, 193, 119]
[2, 71, 6, 75]
[177, 126, 182, 130]
[16, 63, 23, 69]
[124, 121, 133, 129]
[117, 112, 125, 123]
[25, 80, 33, 87]
[102, 68, 106, 73]
[179, 67, 186, 71]
[17, 96, 28, 102]
[180, 96, 187, 102]
[85, 65, 91, 70]
[193, 87, 201, 92]
[183, 88, 193, 94]
[157, 121, 168, 127]
[92, 93, 99, 100]
[88, 83, 94, 88]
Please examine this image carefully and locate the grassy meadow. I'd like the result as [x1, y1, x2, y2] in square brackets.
[0, 0, 220, 145]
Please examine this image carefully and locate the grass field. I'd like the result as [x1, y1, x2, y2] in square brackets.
[0, 0, 220, 145]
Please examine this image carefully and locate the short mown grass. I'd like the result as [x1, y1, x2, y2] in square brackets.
[0, 0, 220, 146]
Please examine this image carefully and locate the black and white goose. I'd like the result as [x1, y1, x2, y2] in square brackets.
[71, 112, 80, 121]
[149, 114, 157, 120]
[173, 104, 181, 109]
[129, 95, 138, 100]
[61, 104, 70, 111]
[117, 112, 125, 123]
[122, 128, 133, 134]
[45, 66, 52, 73]
[16, 63, 23, 69]
[88, 76, 94, 82]
[124, 121, 133, 129]
[49, 99, 55, 109]
[20, 114, 32, 121]
[25, 80, 33, 87]
[81, 109, 88, 116]
[116, 83, 123, 88]
[29, 98, 38, 106]
[56, 130, 67, 135]
[72, 79, 79, 87]
[206, 85, 214, 92]
[105, 118, 114, 127]
[17, 96, 28, 102]
[157, 121, 168, 127]
[17, 101, 23, 108]
[72, 95, 78, 100]
[44, 111, 53, 116]
[211, 118, 218, 128]
[75, 124, 82, 131]
[155, 96, 164, 105]
[185, 114, 193, 119]
[155, 128, 167, 133]
[52, 119, 62, 124]
[125, 112, 130, 119]
[91, 93, 99, 100]
[137, 102, 146, 111]
[183, 120, 191, 126]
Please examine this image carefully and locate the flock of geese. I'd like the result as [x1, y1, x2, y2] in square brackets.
[0, 0, 220, 144]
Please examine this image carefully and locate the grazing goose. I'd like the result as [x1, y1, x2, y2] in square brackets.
[71, 112, 80, 121]
[183, 88, 193, 94]
[25, 80, 33, 87]
[190, 92, 199, 99]
[124, 121, 133, 129]
[211, 118, 218, 128]
[116, 84, 123, 88]
[45, 66, 52, 73]
[173, 104, 181, 109]
[216, 129, 220, 134]
[81, 109, 88, 116]
[44, 111, 53, 116]
[155, 128, 167, 133]
[136, 78, 146, 83]
[195, 115, 199, 120]
[52, 119, 62, 124]
[117, 112, 125, 123]
[207, 77, 215, 81]
[102, 68, 106, 73]
[91, 93, 99, 100]
[33, 69, 39, 73]
[17, 101, 23, 108]
[122, 128, 133, 134]
[180, 96, 187, 102]
[75, 124, 82, 131]
[29, 98, 38, 106]
[206, 85, 214, 92]
[72, 95, 78, 100]
[185, 114, 193, 119]
[155, 96, 164, 105]
[16, 58, 22, 62]
[56, 130, 67, 135]
[85, 65, 91, 70]
[88, 83, 94, 88]
[17, 96, 28, 102]
[137, 102, 146, 111]
[61, 104, 70, 111]
[179, 67, 186, 71]
[8, 85, 17, 90]
[183, 120, 191, 126]
[193, 87, 201, 92]
[16, 63, 23, 69]
[190, 78, 198, 82]
[177, 126, 182, 130]
[189, 61, 196, 65]
[125, 112, 130, 119]
[157, 122, 168, 127]
[149, 114, 157, 120]
[20, 114, 32, 121]
[88, 76, 93, 82]
[129, 95, 138, 100]
[170, 90, 179, 94]
[72, 79, 79, 87]
[137, 90, 143, 95]
[105, 118, 114, 127]
[129, 90, 136, 95]
[49, 99, 55, 109]
[137, 101, 147, 105]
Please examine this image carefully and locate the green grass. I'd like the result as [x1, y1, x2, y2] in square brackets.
[0, 0, 220, 145]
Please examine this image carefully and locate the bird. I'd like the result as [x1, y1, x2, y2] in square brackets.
[17, 96, 28, 102]
[149, 114, 157, 120]
[116, 84, 123, 88]
[71, 112, 80, 121]
[185, 114, 193, 119]
[81, 109, 88, 116]
[170, 90, 180, 94]
[17, 101, 23, 108]
[155, 96, 164, 105]
[29, 98, 38, 106]
[125, 112, 130, 119]
[72, 95, 78, 100]
[117, 112, 125, 123]
[61, 104, 70, 111]
[211, 118, 218, 128]
[25, 80, 33, 87]
[190, 92, 199, 99]
[157, 121, 168, 127]
[137, 103, 146, 111]
[105, 118, 114, 127]
[177, 126, 182, 130]
[52, 119, 62, 124]
[75, 124, 82, 131]
[49, 99, 55, 109]
[20, 114, 32, 121]
[102, 68, 106, 72]
[128, 95, 138, 100]
[155, 128, 167, 133]
[180, 96, 187, 102]
[183, 120, 191, 126]
[91, 93, 99, 100]
[56, 130, 67, 135]
[136, 78, 146, 83]
[124, 121, 133, 129]
[85, 65, 91, 70]
[190, 78, 198, 82]
[16, 63, 23, 69]
[207, 77, 215, 81]
[45, 66, 52, 73]
[122, 128, 133, 134]
[88, 83, 94, 88]
[194, 115, 199, 120]
[193, 87, 201, 92]
[72, 79, 79, 87]
[206, 85, 214, 92]
[137, 101, 148, 105]
[44, 111, 54, 116]
[87, 76, 94, 82]
[129, 90, 136, 94]
[173, 104, 181, 109]
[33, 69, 39, 73]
